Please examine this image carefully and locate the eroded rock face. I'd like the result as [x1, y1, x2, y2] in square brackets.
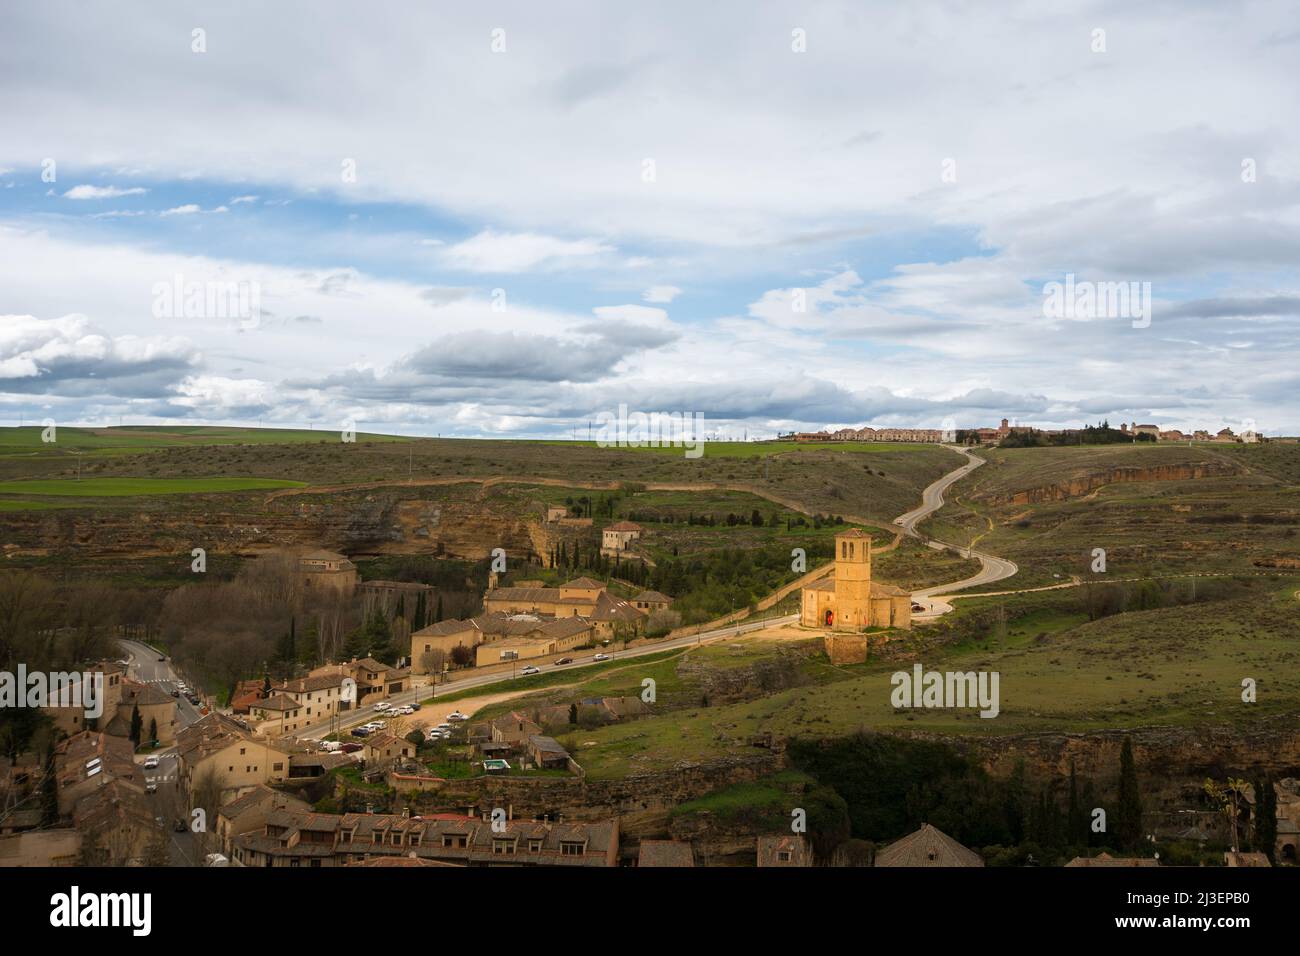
[991, 462, 1241, 506]
[0, 488, 568, 561]
[900, 722, 1300, 784]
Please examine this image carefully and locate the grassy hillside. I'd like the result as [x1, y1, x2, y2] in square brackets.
[0, 477, 305, 496]
[566, 580, 1300, 779]
[921, 443, 1300, 590]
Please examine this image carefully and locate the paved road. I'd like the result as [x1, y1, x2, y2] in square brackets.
[118, 637, 206, 834]
[299, 612, 800, 741]
[891, 445, 1019, 618]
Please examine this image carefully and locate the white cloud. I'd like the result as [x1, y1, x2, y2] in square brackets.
[160, 204, 201, 216]
[642, 285, 682, 303]
[63, 185, 148, 200]
[441, 230, 613, 273]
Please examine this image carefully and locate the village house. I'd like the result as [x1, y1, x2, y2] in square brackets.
[1064, 852, 1160, 867]
[600, 521, 644, 557]
[757, 834, 811, 866]
[526, 735, 571, 770]
[175, 712, 296, 806]
[52, 731, 141, 817]
[474, 616, 596, 667]
[214, 785, 312, 856]
[106, 680, 178, 746]
[308, 657, 408, 704]
[416, 579, 645, 673]
[632, 590, 673, 612]
[638, 840, 695, 867]
[40, 660, 127, 737]
[296, 548, 358, 593]
[229, 810, 619, 868]
[874, 824, 984, 867]
[247, 672, 351, 737]
[363, 733, 416, 771]
[490, 712, 543, 748]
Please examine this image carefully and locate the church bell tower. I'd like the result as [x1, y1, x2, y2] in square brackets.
[832, 528, 872, 631]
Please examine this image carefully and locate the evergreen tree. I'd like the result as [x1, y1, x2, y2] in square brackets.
[569, 703, 578, 725]
[1116, 737, 1143, 850]
[40, 745, 59, 826]
[1067, 760, 1086, 846]
[1254, 775, 1277, 863]
[148, 717, 158, 746]
[1004, 759, 1027, 844]
[129, 704, 142, 747]
[1081, 779, 1098, 846]
[434, 594, 443, 623]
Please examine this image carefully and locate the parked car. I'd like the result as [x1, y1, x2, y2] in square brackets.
[395, 706, 413, 715]
[204, 853, 229, 868]
[143, 755, 160, 769]
[592, 653, 611, 662]
[340, 742, 363, 753]
[435, 723, 452, 732]
[186, 695, 200, 705]
[554, 657, 573, 666]
[170, 689, 181, 698]
[409, 702, 422, 710]
[446, 711, 468, 721]
[350, 728, 370, 738]
[145, 782, 158, 794]
[319, 740, 342, 753]
[519, 665, 540, 675]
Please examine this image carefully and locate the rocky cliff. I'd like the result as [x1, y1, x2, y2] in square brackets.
[992, 461, 1241, 506]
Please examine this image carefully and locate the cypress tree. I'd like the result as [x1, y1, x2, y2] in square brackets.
[1067, 760, 1086, 846]
[129, 704, 142, 747]
[1116, 737, 1143, 850]
[1254, 776, 1277, 863]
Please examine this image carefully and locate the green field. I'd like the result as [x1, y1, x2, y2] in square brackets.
[0, 477, 306, 496]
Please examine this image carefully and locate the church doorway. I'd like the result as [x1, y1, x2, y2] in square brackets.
[824, 609, 834, 627]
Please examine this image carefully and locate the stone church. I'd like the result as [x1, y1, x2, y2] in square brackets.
[801, 528, 912, 632]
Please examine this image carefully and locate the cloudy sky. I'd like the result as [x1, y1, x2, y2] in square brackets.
[2, 1, 1298, 438]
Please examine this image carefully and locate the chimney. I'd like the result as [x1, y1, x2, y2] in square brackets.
[402, 806, 410, 818]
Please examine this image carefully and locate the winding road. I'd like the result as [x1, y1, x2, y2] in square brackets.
[892, 445, 1019, 619]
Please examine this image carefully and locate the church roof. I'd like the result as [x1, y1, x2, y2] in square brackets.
[870, 582, 909, 597]
[836, 528, 871, 538]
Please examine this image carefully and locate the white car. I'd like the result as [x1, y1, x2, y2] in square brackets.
[395, 705, 413, 715]
[373, 702, 391, 712]
[592, 653, 611, 662]
[446, 711, 468, 722]
[519, 665, 541, 676]
[143, 756, 160, 769]
[435, 723, 452, 733]
[425, 729, 446, 740]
